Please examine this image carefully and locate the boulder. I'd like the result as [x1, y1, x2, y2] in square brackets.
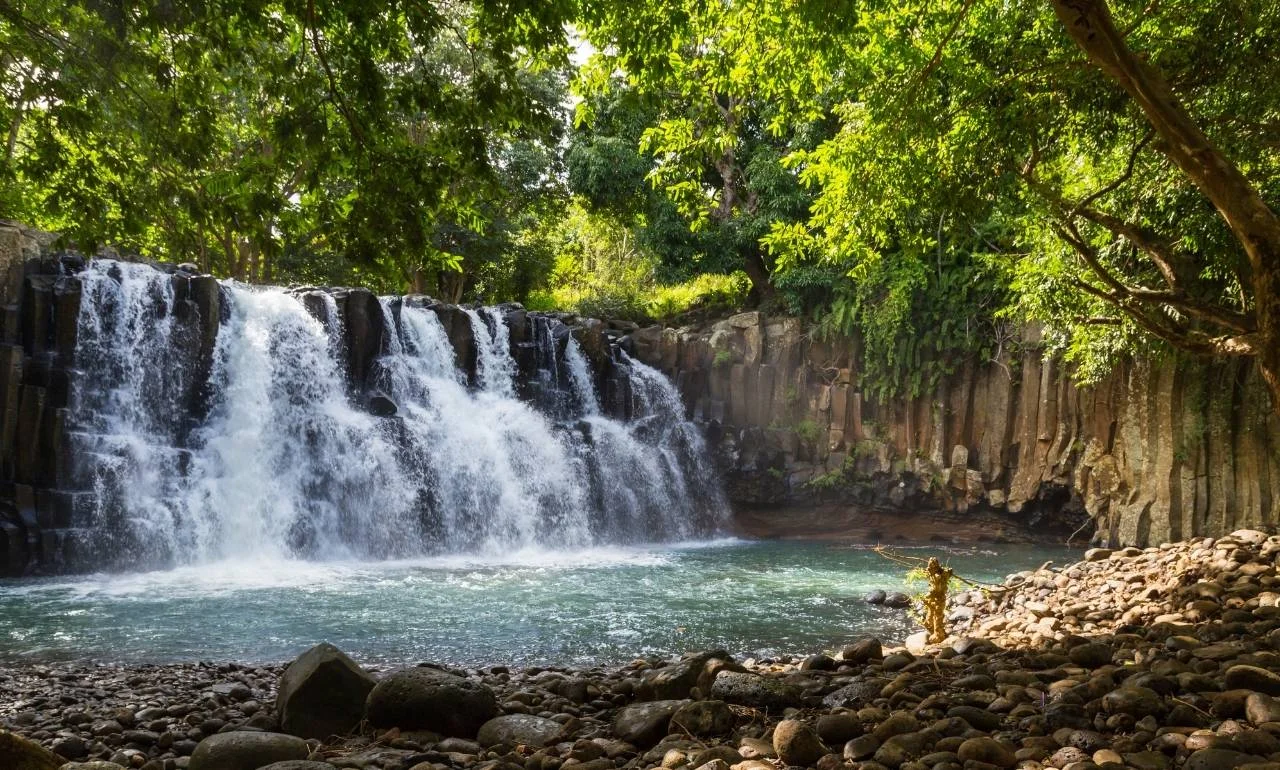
[840, 637, 883, 664]
[710, 671, 802, 710]
[0, 731, 61, 770]
[258, 763, 339, 770]
[883, 592, 911, 608]
[188, 731, 310, 770]
[612, 699, 689, 748]
[366, 391, 398, 417]
[366, 666, 499, 737]
[670, 700, 735, 737]
[276, 642, 376, 740]
[58, 763, 128, 770]
[772, 720, 827, 766]
[477, 714, 564, 749]
[637, 650, 733, 700]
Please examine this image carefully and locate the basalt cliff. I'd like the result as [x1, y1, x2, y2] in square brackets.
[3, 221, 1278, 574]
[625, 311, 1279, 547]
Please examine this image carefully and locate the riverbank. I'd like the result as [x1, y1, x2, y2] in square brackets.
[3, 530, 1280, 770]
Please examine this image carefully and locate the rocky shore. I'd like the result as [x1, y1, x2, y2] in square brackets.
[6, 530, 1280, 770]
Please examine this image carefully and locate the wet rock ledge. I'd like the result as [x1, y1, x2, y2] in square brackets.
[7, 530, 1280, 770]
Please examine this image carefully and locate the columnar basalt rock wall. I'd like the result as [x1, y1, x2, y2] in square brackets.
[626, 311, 1280, 546]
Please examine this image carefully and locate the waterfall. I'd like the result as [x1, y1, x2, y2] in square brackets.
[65, 261, 728, 568]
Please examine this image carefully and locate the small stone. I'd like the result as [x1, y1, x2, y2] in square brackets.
[1068, 643, 1113, 668]
[772, 720, 827, 767]
[844, 735, 880, 761]
[957, 737, 1016, 768]
[1247, 693, 1280, 725]
[816, 713, 863, 744]
[1225, 666, 1280, 696]
[841, 638, 883, 664]
[671, 700, 734, 737]
[872, 713, 920, 741]
[612, 700, 688, 748]
[1185, 748, 1266, 770]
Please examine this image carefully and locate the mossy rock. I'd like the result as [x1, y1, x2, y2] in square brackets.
[0, 731, 61, 770]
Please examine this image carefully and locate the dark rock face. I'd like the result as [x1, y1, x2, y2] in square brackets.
[275, 643, 376, 740]
[629, 310, 1280, 546]
[365, 667, 499, 737]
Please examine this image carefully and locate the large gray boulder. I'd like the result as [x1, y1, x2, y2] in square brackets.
[366, 666, 499, 737]
[477, 714, 565, 748]
[188, 731, 310, 770]
[276, 643, 376, 740]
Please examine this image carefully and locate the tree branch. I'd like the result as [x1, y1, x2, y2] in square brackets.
[1050, 0, 1280, 319]
[306, 0, 366, 146]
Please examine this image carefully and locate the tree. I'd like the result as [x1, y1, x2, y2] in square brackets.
[582, 0, 1280, 408]
[1, 0, 574, 291]
[573, 22, 824, 302]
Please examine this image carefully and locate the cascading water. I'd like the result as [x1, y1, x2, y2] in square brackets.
[66, 261, 728, 568]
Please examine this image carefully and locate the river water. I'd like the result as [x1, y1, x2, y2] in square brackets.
[0, 540, 1072, 666]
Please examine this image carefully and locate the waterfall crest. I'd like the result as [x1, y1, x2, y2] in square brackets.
[67, 261, 728, 567]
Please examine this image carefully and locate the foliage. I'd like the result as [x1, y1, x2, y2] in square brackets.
[7, 0, 1280, 410]
[646, 272, 750, 321]
[1, 0, 573, 291]
[525, 200, 749, 321]
[582, 0, 1280, 406]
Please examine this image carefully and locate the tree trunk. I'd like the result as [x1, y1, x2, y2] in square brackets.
[742, 247, 774, 305]
[1050, 0, 1280, 413]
